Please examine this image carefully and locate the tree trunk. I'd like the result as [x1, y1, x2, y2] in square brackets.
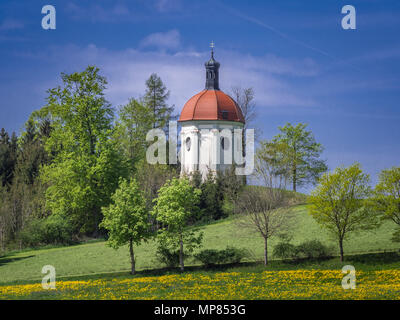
[264, 237, 268, 265]
[129, 239, 135, 275]
[339, 239, 344, 262]
[292, 166, 297, 192]
[0, 228, 4, 254]
[179, 233, 184, 272]
[92, 207, 100, 237]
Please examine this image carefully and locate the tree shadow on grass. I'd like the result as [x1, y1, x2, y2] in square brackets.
[0, 254, 35, 267]
[58, 261, 261, 283]
[11, 251, 399, 285]
[346, 251, 400, 265]
[276, 250, 400, 267]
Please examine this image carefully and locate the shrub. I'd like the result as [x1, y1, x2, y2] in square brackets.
[19, 215, 74, 247]
[221, 247, 247, 264]
[296, 240, 333, 259]
[273, 239, 333, 261]
[194, 249, 220, 266]
[273, 242, 298, 260]
[155, 235, 192, 268]
[18, 219, 43, 247]
[194, 247, 247, 267]
[155, 245, 181, 268]
[391, 229, 400, 243]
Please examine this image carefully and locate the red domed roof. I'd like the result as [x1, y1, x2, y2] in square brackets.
[179, 90, 245, 123]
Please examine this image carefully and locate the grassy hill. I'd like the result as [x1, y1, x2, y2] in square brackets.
[0, 204, 399, 284]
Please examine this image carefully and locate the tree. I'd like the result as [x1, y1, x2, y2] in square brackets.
[308, 163, 380, 262]
[237, 187, 294, 265]
[100, 178, 151, 274]
[15, 118, 49, 185]
[230, 86, 257, 185]
[0, 185, 11, 251]
[0, 128, 18, 188]
[39, 66, 128, 235]
[372, 167, 400, 241]
[143, 73, 174, 130]
[217, 166, 244, 204]
[0, 118, 51, 250]
[41, 65, 114, 156]
[42, 139, 127, 235]
[230, 86, 256, 133]
[188, 170, 225, 223]
[235, 152, 295, 265]
[199, 171, 225, 221]
[134, 160, 178, 230]
[152, 177, 202, 271]
[115, 98, 155, 173]
[255, 139, 291, 186]
[272, 123, 327, 192]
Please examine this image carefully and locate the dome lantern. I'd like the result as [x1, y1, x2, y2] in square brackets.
[204, 41, 220, 90]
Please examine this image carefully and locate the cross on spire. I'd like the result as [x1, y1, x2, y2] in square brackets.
[210, 40, 215, 57]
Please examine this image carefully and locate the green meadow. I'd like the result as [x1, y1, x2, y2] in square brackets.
[1, 204, 398, 285]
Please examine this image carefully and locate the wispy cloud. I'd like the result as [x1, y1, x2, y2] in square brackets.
[154, 0, 182, 12]
[140, 29, 181, 50]
[22, 42, 320, 114]
[65, 2, 132, 23]
[349, 46, 400, 63]
[0, 18, 24, 31]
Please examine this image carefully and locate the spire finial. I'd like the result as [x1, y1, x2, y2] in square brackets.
[205, 41, 220, 90]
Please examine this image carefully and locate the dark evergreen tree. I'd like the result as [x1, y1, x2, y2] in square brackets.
[15, 119, 48, 185]
[143, 73, 174, 130]
[0, 128, 18, 188]
[199, 171, 225, 221]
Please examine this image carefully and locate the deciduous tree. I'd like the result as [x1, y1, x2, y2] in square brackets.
[309, 163, 380, 261]
[115, 98, 155, 173]
[100, 178, 151, 274]
[152, 177, 202, 271]
[235, 154, 295, 265]
[372, 167, 400, 241]
[39, 66, 128, 235]
[272, 123, 327, 192]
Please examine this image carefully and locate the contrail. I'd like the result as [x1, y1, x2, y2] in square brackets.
[219, 2, 336, 60]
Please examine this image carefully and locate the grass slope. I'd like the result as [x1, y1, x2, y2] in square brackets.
[0, 204, 398, 284]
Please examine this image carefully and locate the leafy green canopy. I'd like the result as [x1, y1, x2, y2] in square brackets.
[114, 98, 155, 173]
[153, 177, 201, 232]
[373, 167, 400, 241]
[152, 177, 203, 270]
[101, 178, 151, 249]
[308, 163, 380, 260]
[38, 66, 128, 234]
[272, 123, 327, 191]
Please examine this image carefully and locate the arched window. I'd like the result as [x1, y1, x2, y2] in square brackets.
[185, 137, 191, 151]
[221, 137, 229, 150]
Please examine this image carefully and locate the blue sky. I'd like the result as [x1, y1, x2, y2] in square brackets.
[0, 0, 399, 190]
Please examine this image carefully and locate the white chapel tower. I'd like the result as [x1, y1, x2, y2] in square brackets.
[178, 44, 245, 180]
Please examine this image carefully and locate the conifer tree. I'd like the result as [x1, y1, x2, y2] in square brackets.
[143, 73, 174, 130]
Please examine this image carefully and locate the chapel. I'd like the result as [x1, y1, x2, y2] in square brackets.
[178, 44, 245, 179]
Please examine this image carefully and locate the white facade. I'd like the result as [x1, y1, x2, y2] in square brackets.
[180, 120, 244, 180]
